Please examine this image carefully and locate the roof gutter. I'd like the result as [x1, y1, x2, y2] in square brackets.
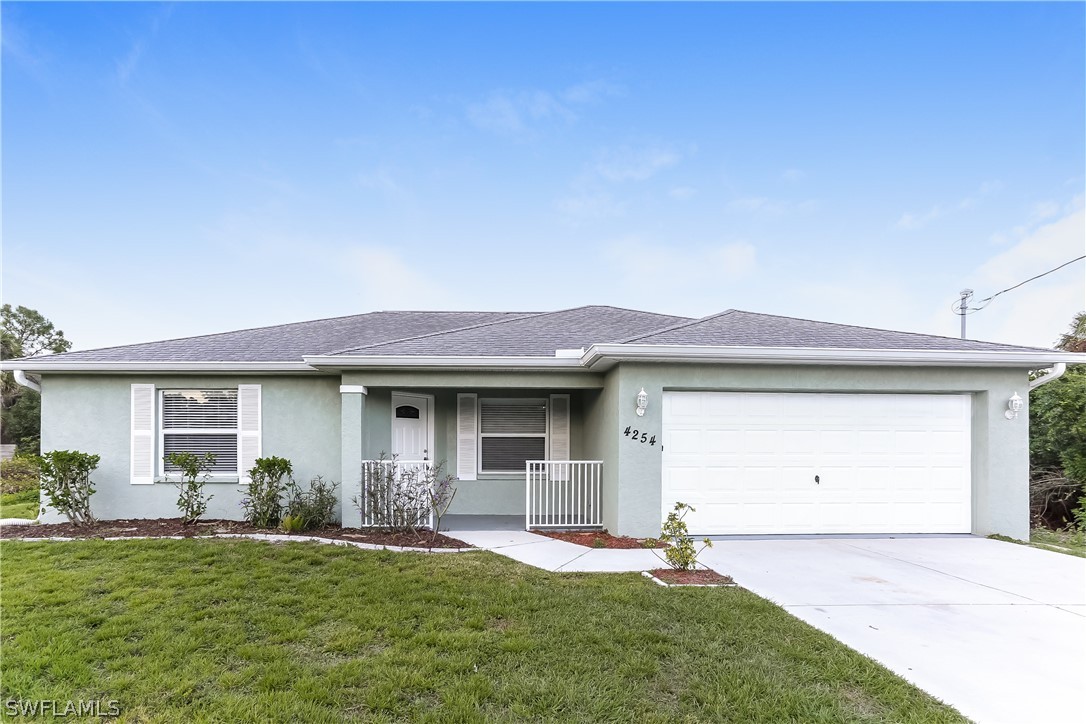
[1029, 363, 1068, 390]
[0, 361, 318, 374]
[581, 344, 1084, 369]
[12, 370, 41, 393]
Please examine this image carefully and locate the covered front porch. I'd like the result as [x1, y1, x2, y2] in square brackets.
[336, 369, 612, 531]
[354, 458, 604, 531]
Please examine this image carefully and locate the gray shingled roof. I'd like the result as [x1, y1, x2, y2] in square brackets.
[623, 310, 1049, 353]
[12, 305, 1059, 366]
[335, 306, 691, 357]
[29, 311, 529, 363]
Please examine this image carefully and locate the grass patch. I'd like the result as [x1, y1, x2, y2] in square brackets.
[990, 529, 1086, 558]
[0, 539, 965, 722]
[0, 488, 38, 519]
[1030, 527, 1086, 557]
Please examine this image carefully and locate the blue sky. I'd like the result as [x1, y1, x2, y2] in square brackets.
[3, 1, 1084, 352]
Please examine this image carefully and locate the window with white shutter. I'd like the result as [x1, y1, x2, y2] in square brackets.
[160, 389, 241, 476]
[478, 398, 547, 474]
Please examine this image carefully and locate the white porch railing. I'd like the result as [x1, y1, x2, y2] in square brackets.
[526, 460, 603, 529]
[359, 460, 434, 529]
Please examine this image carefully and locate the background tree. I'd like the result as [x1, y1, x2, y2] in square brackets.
[1, 305, 72, 453]
[1029, 311, 1086, 528]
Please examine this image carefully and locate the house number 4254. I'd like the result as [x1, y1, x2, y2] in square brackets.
[623, 427, 656, 446]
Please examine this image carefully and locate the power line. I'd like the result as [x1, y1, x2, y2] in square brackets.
[953, 255, 1086, 316]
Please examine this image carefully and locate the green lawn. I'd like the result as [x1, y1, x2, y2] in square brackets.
[0, 540, 964, 723]
[1029, 527, 1086, 557]
[0, 488, 38, 519]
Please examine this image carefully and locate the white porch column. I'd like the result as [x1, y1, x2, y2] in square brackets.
[340, 385, 368, 528]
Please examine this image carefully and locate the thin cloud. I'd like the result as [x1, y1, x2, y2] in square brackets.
[726, 196, 818, 215]
[605, 238, 757, 289]
[593, 146, 680, 182]
[466, 80, 619, 138]
[897, 180, 1001, 229]
[115, 4, 174, 84]
[555, 192, 626, 220]
[781, 168, 805, 183]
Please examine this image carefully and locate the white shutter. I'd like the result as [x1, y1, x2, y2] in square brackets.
[550, 394, 571, 481]
[456, 393, 478, 481]
[130, 384, 155, 484]
[238, 384, 262, 483]
[549, 395, 570, 461]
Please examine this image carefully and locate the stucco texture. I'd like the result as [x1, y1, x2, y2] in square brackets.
[39, 375, 341, 523]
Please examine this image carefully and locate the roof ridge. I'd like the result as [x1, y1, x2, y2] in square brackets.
[329, 304, 683, 356]
[18, 310, 520, 362]
[586, 304, 695, 321]
[326, 311, 548, 355]
[619, 309, 738, 343]
[723, 309, 1055, 352]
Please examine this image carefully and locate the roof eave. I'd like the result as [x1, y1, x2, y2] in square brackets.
[303, 355, 585, 371]
[581, 344, 1083, 369]
[0, 361, 319, 374]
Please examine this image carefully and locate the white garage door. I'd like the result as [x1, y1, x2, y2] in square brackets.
[661, 392, 972, 535]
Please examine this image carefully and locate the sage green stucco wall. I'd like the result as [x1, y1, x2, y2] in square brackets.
[582, 369, 621, 531]
[604, 363, 1032, 539]
[39, 374, 342, 523]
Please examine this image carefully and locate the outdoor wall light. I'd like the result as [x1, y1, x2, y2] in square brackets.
[636, 388, 648, 417]
[1005, 392, 1023, 420]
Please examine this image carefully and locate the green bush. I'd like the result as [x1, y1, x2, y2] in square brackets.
[653, 502, 713, 571]
[283, 476, 339, 531]
[242, 456, 294, 528]
[37, 449, 99, 526]
[165, 452, 215, 525]
[0, 456, 39, 494]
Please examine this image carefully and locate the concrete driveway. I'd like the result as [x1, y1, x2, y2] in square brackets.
[700, 536, 1086, 724]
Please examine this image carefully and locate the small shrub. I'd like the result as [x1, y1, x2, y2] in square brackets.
[592, 537, 606, 549]
[421, 462, 457, 543]
[280, 514, 307, 533]
[653, 502, 713, 571]
[352, 455, 456, 541]
[165, 452, 215, 525]
[0, 456, 39, 494]
[353, 454, 429, 533]
[243, 456, 293, 528]
[37, 450, 99, 526]
[283, 476, 339, 531]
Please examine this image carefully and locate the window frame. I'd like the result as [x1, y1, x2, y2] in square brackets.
[476, 397, 549, 476]
[158, 388, 241, 480]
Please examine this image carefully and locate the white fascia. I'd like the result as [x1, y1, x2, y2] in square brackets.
[304, 355, 584, 370]
[0, 361, 318, 374]
[580, 344, 1085, 369]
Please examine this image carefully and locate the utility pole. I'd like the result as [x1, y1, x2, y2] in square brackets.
[958, 289, 973, 339]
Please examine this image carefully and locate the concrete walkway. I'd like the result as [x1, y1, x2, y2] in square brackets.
[451, 529, 664, 572]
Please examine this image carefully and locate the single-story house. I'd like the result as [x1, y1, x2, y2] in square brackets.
[7, 305, 1080, 539]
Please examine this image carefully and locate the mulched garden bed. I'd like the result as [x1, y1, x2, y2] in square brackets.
[0, 518, 471, 549]
[535, 530, 667, 549]
[649, 568, 735, 586]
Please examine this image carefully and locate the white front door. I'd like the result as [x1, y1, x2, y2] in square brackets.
[391, 393, 432, 461]
[661, 391, 972, 535]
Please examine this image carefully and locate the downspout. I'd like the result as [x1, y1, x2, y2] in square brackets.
[1029, 363, 1067, 390]
[12, 370, 41, 393]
